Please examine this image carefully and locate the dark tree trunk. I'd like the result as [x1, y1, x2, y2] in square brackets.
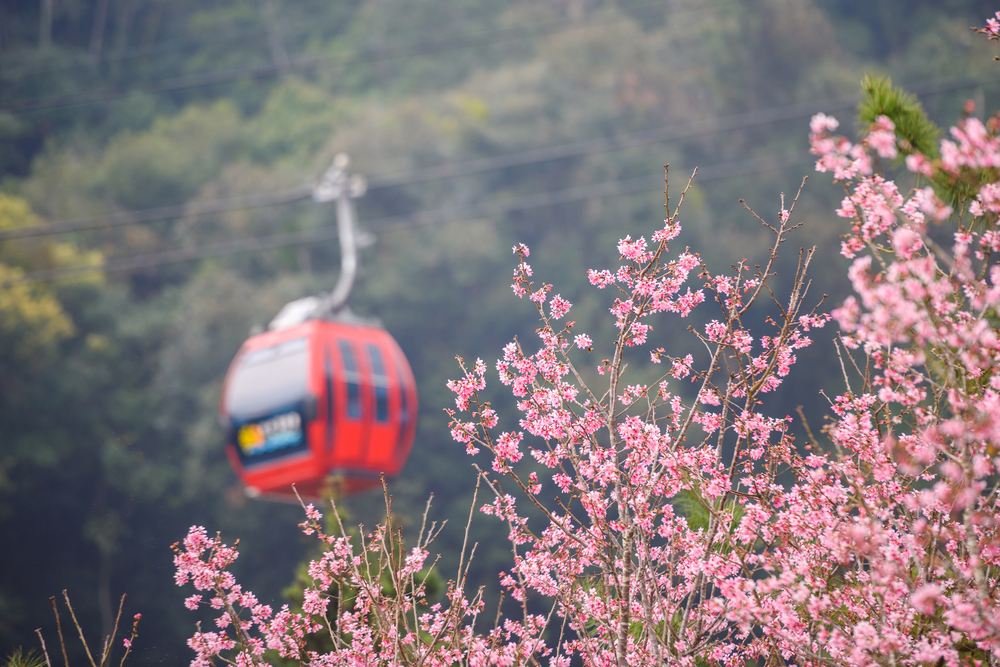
[259, 0, 289, 74]
[39, 0, 53, 48]
[89, 0, 111, 61]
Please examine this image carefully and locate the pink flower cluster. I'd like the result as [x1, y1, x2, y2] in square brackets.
[442, 160, 841, 667]
[974, 12, 1000, 41]
[173, 527, 281, 667]
[175, 498, 547, 667]
[176, 17, 1000, 667]
[722, 58, 1000, 664]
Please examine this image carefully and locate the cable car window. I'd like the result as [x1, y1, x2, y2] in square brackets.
[367, 344, 389, 423]
[325, 350, 335, 449]
[339, 340, 362, 419]
[227, 338, 309, 419]
[392, 350, 413, 458]
[396, 359, 409, 426]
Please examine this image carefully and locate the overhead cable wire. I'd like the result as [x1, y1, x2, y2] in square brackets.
[3, 95, 819, 241]
[3, 72, 993, 242]
[0, 0, 736, 115]
[365, 96, 852, 189]
[10, 151, 807, 286]
[0, 185, 313, 241]
[0, 25, 272, 80]
[1, 58, 312, 114]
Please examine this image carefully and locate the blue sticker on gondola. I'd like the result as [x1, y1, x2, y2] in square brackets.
[238, 411, 303, 456]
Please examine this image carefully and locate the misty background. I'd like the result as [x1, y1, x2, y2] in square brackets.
[0, 0, 997, 663]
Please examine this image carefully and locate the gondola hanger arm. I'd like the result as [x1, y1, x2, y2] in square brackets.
[314, 153, 368, 316]
[269, 154, 367, 330]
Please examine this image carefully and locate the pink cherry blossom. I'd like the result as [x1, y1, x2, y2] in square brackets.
[173, 21, 1000, 667]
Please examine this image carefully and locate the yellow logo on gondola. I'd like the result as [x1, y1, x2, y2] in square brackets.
[238, 423, 266, 453]
[236, 412, 303, 456]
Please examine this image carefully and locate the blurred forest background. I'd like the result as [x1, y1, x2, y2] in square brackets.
[0, 0, 998, 663]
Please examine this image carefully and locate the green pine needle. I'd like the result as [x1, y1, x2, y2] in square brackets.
[857, 74, 940, 159]
[4, 648, 47, 667]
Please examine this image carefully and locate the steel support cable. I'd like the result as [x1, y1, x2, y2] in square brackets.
[3, 71, 994, 242]
[490, 69, 1000, 191]
[0, 185, 313, 241]
[0, 26, 274, 81]
[1, 58, 314, 114]
[0, 0, 733, 115]
[0, 99, 812, 241]
[9, 151, 807, 286]
[365, 97, 854, 189]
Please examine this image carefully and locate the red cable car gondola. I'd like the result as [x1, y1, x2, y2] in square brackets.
[219, 155, 418, 501]
[220, 315, 417, 500]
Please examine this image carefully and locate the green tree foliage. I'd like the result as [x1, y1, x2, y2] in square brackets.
[0, 194, 86, 358]
[97, 102, 245, 210]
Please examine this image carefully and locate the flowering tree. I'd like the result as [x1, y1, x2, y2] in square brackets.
[172, 15, 1000, 667]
